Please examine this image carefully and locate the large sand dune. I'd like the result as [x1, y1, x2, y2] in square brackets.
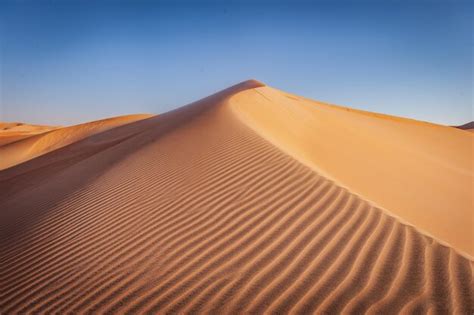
[0, 80, 472, 313]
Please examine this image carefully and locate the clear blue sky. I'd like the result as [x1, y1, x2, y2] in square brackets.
[0, 0, 472, 126]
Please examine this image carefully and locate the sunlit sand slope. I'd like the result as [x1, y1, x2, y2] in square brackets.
[231, 86, 473, 255]
[0, 114, 152, 170]
[0, 81, 472, 314]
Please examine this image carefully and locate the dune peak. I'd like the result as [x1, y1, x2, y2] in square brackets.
[245, 78, 266, 86]
[229, 79, 267, 90]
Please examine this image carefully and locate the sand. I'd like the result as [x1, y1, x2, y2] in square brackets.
[0, 114, 152, 171]
[0, 80, 472, 314]
[456, 121, 474, 133]
[231, 86, 474, 256]
[0, 122, 57, 147]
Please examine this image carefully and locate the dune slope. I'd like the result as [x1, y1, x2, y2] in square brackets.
[231, 86, 473, 255]
[0, 114, 153, 171]
[0, 80, 472, 314]
[456, 121, 474, 133]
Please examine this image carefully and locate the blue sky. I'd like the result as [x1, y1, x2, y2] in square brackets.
[0, 0, 472, 126]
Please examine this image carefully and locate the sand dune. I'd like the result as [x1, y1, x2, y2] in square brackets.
[456, 121, 474, 133]
[0, 122, 57, 147]
[0, 114, 153, 171]
[231, 87, 473, 255]
[0, 80, 472, 313]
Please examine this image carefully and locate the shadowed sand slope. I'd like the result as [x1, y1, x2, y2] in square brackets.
[0, 122, 57, 147]
[456, 121, 474, 133]
[0, 80, 472, 314]
[0, 114, 153, 171]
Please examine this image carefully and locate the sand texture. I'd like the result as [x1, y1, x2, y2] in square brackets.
[231, 86, 473, 255]
[1, 80, 472, 314]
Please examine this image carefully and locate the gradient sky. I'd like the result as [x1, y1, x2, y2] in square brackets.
[0, 0, 472, 126]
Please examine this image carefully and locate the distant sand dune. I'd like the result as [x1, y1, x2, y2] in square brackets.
[456, 121, 474, 133]
[0, 114, 152, 171]
[0, 122, 57, 147]
[0, 80, 472, 313]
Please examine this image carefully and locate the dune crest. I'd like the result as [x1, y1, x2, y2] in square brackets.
[0, 80, 472, 313]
